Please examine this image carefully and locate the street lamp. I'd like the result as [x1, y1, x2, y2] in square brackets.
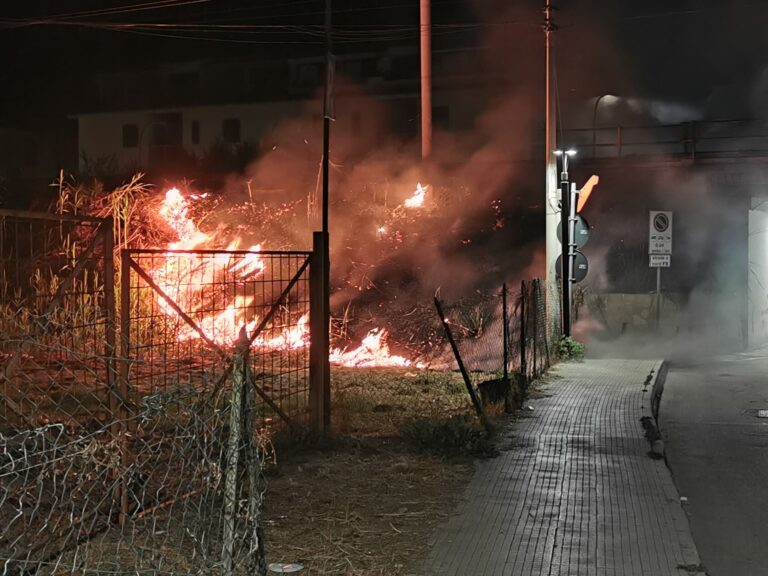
[554, 148, 577, 337]
[592, 95, 618, 157]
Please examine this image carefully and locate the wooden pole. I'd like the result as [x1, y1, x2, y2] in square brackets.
[221, 330, 248, 576]
[420, 0, 432, 159]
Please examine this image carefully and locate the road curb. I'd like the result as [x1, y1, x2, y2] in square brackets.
[641, 360, 667, 459]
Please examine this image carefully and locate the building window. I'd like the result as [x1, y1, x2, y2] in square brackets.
[222, 118, 241, 144]
[122, 124, 139, 148]
[191, 120, 200, 145]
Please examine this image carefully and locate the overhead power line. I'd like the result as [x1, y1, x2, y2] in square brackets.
[7, 0, 213, 23]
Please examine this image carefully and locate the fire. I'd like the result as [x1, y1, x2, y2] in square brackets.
[255, 314, 309, 350]
[159, 188, 211, 249]
[147, 187, 421, 368]
[150, 188, 267, 345]
[404, 182, 427, 208]
[330, 328, 414, 368]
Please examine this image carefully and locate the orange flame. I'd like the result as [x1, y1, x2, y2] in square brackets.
[150, 188, 266, 345]
[148, 187, 420, 367]
[330, 329, 414, 368]
[404, 182, 427, 208]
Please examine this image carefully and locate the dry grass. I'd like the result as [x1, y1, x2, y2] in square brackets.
[261, 366, 493, 575]
[263, 439, 473, 576]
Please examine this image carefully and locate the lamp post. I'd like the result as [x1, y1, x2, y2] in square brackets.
[592, 94, 618, 158]
[555, 148, 577, 337]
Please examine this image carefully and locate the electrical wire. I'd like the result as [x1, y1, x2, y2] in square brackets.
[5, 0, 214, 23]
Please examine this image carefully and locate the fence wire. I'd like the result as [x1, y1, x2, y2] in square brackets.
[122, 249, 312, 431]
[0, 213, 315, 576]
[437, 279, 555, 402]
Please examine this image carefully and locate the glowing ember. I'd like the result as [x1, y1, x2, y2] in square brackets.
[330, 328, 414, 368]
[404, 182, 427, 208]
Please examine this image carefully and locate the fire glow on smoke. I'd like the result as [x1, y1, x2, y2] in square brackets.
[149, 187, 419, 367]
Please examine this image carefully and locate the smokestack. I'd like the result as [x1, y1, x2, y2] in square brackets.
[420, 0, 432, 159]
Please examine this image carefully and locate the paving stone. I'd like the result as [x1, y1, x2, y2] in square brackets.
[424, 359, 702, 576]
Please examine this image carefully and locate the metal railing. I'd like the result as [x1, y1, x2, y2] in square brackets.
[565, 118, 768, 160]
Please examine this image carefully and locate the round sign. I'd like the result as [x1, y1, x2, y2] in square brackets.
[555, 251, 589, 283]
[557, 215, 590, 249]
[653, 213, 670, 233]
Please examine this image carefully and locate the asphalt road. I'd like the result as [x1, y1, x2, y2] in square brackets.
[660, 350, 768, 576]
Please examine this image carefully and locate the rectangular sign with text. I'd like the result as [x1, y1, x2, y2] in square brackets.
[649, 211, 673, 255]
[649, 254, 671, 268]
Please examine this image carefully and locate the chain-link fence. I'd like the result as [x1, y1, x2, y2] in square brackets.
[0, 211, 321, 575]
[434, 278, 556, 413]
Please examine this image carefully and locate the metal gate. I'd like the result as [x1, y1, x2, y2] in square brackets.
[0, 210, 119, 574]
[120, 248, 314, 430]
[0, 210, 116, 431]
[1, 210, 326, 575]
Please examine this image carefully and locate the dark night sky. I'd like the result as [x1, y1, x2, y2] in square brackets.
[2, 0, 768, 120]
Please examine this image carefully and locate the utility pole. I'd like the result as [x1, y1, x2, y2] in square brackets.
[420, 0, 432, 159]
[320, 0, 333, 429]
[544, 1, 560, 333]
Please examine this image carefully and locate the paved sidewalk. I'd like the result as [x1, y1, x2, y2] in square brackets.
[425, 359, 703, 576]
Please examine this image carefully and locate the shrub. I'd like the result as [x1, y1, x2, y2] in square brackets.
[557, 336, 585, 361]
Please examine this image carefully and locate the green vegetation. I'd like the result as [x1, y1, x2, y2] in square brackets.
[557, 336, 585, 361]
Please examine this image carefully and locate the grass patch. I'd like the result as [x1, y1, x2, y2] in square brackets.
[331, 367, 476, 439]
[400, 415, 496, 457]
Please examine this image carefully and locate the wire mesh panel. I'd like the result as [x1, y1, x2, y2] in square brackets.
[123, 249, 312, 430]
[0, 211, 118, 574]
[436, 279, 554, 404]
[108, 248, 311, 575]
[508, 278, 553, 387]
[1, 238, 311, 575]
[439, 289, 507, 391]
[0, 211, 115, 432]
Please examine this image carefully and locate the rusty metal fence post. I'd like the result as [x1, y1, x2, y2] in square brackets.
[222, 331, 248, 576]
[309, 231, 330, 434]
[118, 249, 132, 526]
[502, 283, 509, 381]
[519, 280, 527, 392]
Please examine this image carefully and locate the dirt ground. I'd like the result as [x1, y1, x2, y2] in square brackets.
[263, 439, 473, 575]
[262, 367, 491, 575]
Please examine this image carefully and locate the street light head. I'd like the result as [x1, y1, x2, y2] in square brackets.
[554, 149, 578, 157]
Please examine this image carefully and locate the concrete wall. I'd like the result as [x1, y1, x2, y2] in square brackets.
[748, 204, 768, 347]
[583, 292, 683, 336]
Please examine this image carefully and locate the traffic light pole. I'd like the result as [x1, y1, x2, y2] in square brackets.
[559, 156, 571, 337]
[567, 182, 580, 335]
[560, 176, 570, 337]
